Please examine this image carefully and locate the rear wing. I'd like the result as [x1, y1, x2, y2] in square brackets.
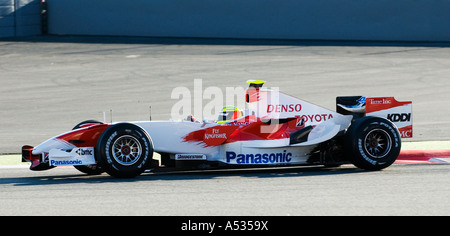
[366, 97, 412, 138]
[337, 96, 413, 138]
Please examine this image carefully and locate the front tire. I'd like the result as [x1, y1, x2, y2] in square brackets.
[346, 117, 401, 170]
[72, 120, 104, 175]
[96, 123, 153, 178]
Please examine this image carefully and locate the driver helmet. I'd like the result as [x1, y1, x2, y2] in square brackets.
[217, 106, 243, 123]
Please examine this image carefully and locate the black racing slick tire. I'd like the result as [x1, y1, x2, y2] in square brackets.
[96, 123, 153, 178]
[72, 120, 104, 175]
[346, 116, 401, 171]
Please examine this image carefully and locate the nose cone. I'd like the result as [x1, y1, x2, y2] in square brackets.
[32, 137, 75, 155]
[30, 123, 110, 155]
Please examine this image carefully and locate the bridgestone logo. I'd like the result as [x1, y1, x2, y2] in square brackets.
[105, 131, 118, 164]
[175, 154, 206, 160]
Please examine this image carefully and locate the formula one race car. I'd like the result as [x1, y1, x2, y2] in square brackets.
[22, 80, 413, 178]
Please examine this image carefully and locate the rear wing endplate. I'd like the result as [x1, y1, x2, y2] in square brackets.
[365, 97, 413, 138]
[336, 96, 412, 138]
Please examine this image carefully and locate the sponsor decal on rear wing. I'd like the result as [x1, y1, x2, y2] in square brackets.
[365, 97, 413, 138]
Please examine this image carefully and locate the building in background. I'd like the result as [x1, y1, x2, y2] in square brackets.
[1, 0, 450, 42]
[0, 0, 41, 38]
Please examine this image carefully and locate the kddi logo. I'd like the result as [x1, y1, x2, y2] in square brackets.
[76, 148, 93, 156]
[387, 113, 411, 122]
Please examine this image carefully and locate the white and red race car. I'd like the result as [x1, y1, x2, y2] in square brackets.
[22, 81, 413, 178]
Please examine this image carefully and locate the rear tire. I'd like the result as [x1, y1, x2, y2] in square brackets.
[96, 123, 153, 178]
[346, 117, 401, 170]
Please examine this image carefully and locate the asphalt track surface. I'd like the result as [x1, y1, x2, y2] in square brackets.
[0, 146, 448, 216]
[0, 164, 449, 216]
[1, 36, 450, 154]
[1, 36, 450, 216]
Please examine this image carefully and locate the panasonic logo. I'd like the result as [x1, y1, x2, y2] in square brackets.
[226, 150, 292, 164]
[50, 159, 83, 166]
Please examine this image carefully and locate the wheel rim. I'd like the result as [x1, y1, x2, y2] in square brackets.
[112, 135, 142, 166]
[364, 129, 392, 159]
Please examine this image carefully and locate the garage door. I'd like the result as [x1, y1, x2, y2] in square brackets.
[0, 0, 15, 37]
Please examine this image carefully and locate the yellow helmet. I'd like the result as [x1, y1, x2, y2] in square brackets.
[217, 106, 243, 123]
